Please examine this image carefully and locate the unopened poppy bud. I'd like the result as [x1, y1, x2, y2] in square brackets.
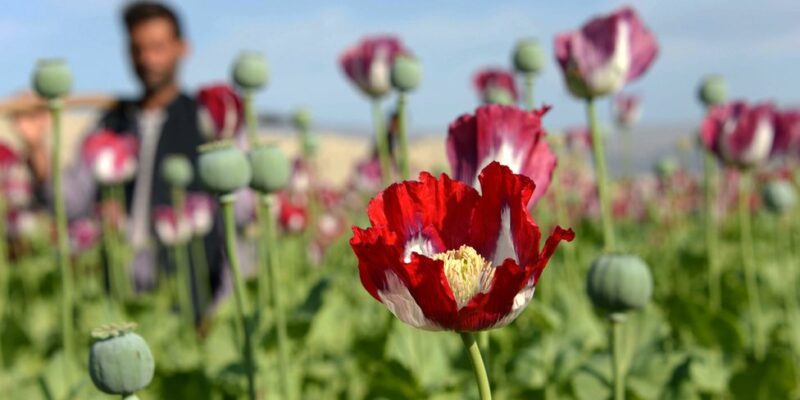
[33, 59, 72, 99]
[292, 107, 312, 132]
[654, 157, 678, 179]
[161, 154, 193, 188]
[391, 55, 422, 92]
[88, 322, 154, 396]
[232, 52, 269, 90]
[198, 141, 252, 194]
[249, 143, 290, 194]
[512, 39, 545, 75]
[698, 75, 728, 107]
[587, 253, 653, 318]
[484, 87, 516, 105]
[762, 180, 796, 215]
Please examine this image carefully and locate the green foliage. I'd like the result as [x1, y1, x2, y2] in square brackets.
[2, 201, 800, 399]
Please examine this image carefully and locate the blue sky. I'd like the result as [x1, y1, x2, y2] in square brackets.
[1, 0, 798, 134]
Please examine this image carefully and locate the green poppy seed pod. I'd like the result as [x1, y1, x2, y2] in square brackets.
[654, 157, 678, 179]
[160, 154, 193, 188]
[512, 39, 545, 75]
[762, 180, 797, 215]
[484, 87, 516, 105]
[88, 323, 154, 396]
[698, 75, 728, 107]
[32, 59, 73, 99]
[249, 143, 290, 193]
[198, 141, 252, 194]
[302, 132, 320, 156]
[232, 52, 269, 90]
[391, 55, 422, 92]
[292, 107, 312, 132]
[587, 253, 653, 317]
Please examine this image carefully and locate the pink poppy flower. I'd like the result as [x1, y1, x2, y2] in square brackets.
[473, 68, 519, 105]
[339, 35, 409, 98]
[447, 105, 556, 205]
[700, 101, 779, 168]
[81, 129, 139, 184]
[555, 6, 658, 98]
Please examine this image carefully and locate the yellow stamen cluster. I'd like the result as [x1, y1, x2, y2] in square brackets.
[434, 245, 495, 309]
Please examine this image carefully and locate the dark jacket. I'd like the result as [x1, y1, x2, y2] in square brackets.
[99, 93, 222, 306]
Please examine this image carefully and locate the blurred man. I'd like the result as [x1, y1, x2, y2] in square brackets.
[26, 2, 220, 304]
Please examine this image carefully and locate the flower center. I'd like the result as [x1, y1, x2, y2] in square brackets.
[433, 245, 495, 309]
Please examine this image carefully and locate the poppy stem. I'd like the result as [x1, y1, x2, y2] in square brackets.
[243, 89, 259, 146]
[171, 188, 195, 333]
[460, 332, 492, 400]
[737, 171, 763, 359]
[523, 73, 535, 110]
[50, 99, 75, 383]
[260, 194, 292, 400]
[703, 151, 720, 310]
[372, 99, 393, 185]
[609, 317, 625, 400]
[586, 98, 616, 251]
[0, 195, 6, 369]
[101, 186, 123, 302]
[396, 93, 411, 180]
[220, 195, 257, 400]
[190, 236, 211, 310]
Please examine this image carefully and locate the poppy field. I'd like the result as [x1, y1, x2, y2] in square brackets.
[2, 4, 800, 400]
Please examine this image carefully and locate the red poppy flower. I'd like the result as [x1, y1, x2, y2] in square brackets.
[473, 68, 519, 105]
[700, 101, 779, 168]
[351, 162, 574, 331]
[339, 35, 409, 98]
[197, 84, 244, 140]
[447, 105, 556, 205]
[277, 193, 308, 234]
[82, 129, 139, 184]
[555, 6, 658, 99]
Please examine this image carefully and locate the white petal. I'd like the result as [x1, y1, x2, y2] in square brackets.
[378, 270, 441, 331]
[403, 234, 435, 263]
[493, 278, 536, 328]
[492, 206, 517, 266]
[587, 20, 631, 95]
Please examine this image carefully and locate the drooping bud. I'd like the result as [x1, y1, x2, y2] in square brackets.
[586, 253, 653, 319]
[698, 75, 728, 107]
[160, 154, 193, 188]
[762, 180, 797, 215]
[249, 143, 290, 194]
[512, 39, 545, 75]
[198, 141, 252, 194]
[391, 55, 422, 92]
[232, 52, 269, 90]
[88, 322, 154, 396]
[32, 59, 73, 99]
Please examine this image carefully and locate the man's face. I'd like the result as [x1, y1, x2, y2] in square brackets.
[128, 18, 186, 92]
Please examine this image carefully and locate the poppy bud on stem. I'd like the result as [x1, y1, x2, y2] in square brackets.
[372, 100, 393, 185]
[586, 98, 616, 251]
[34, 58, 75, 384]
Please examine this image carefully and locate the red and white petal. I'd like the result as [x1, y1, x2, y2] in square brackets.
[469, 161, 540, 267]
[378, 270, 441, 330]
[366, 171, 479, 253]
